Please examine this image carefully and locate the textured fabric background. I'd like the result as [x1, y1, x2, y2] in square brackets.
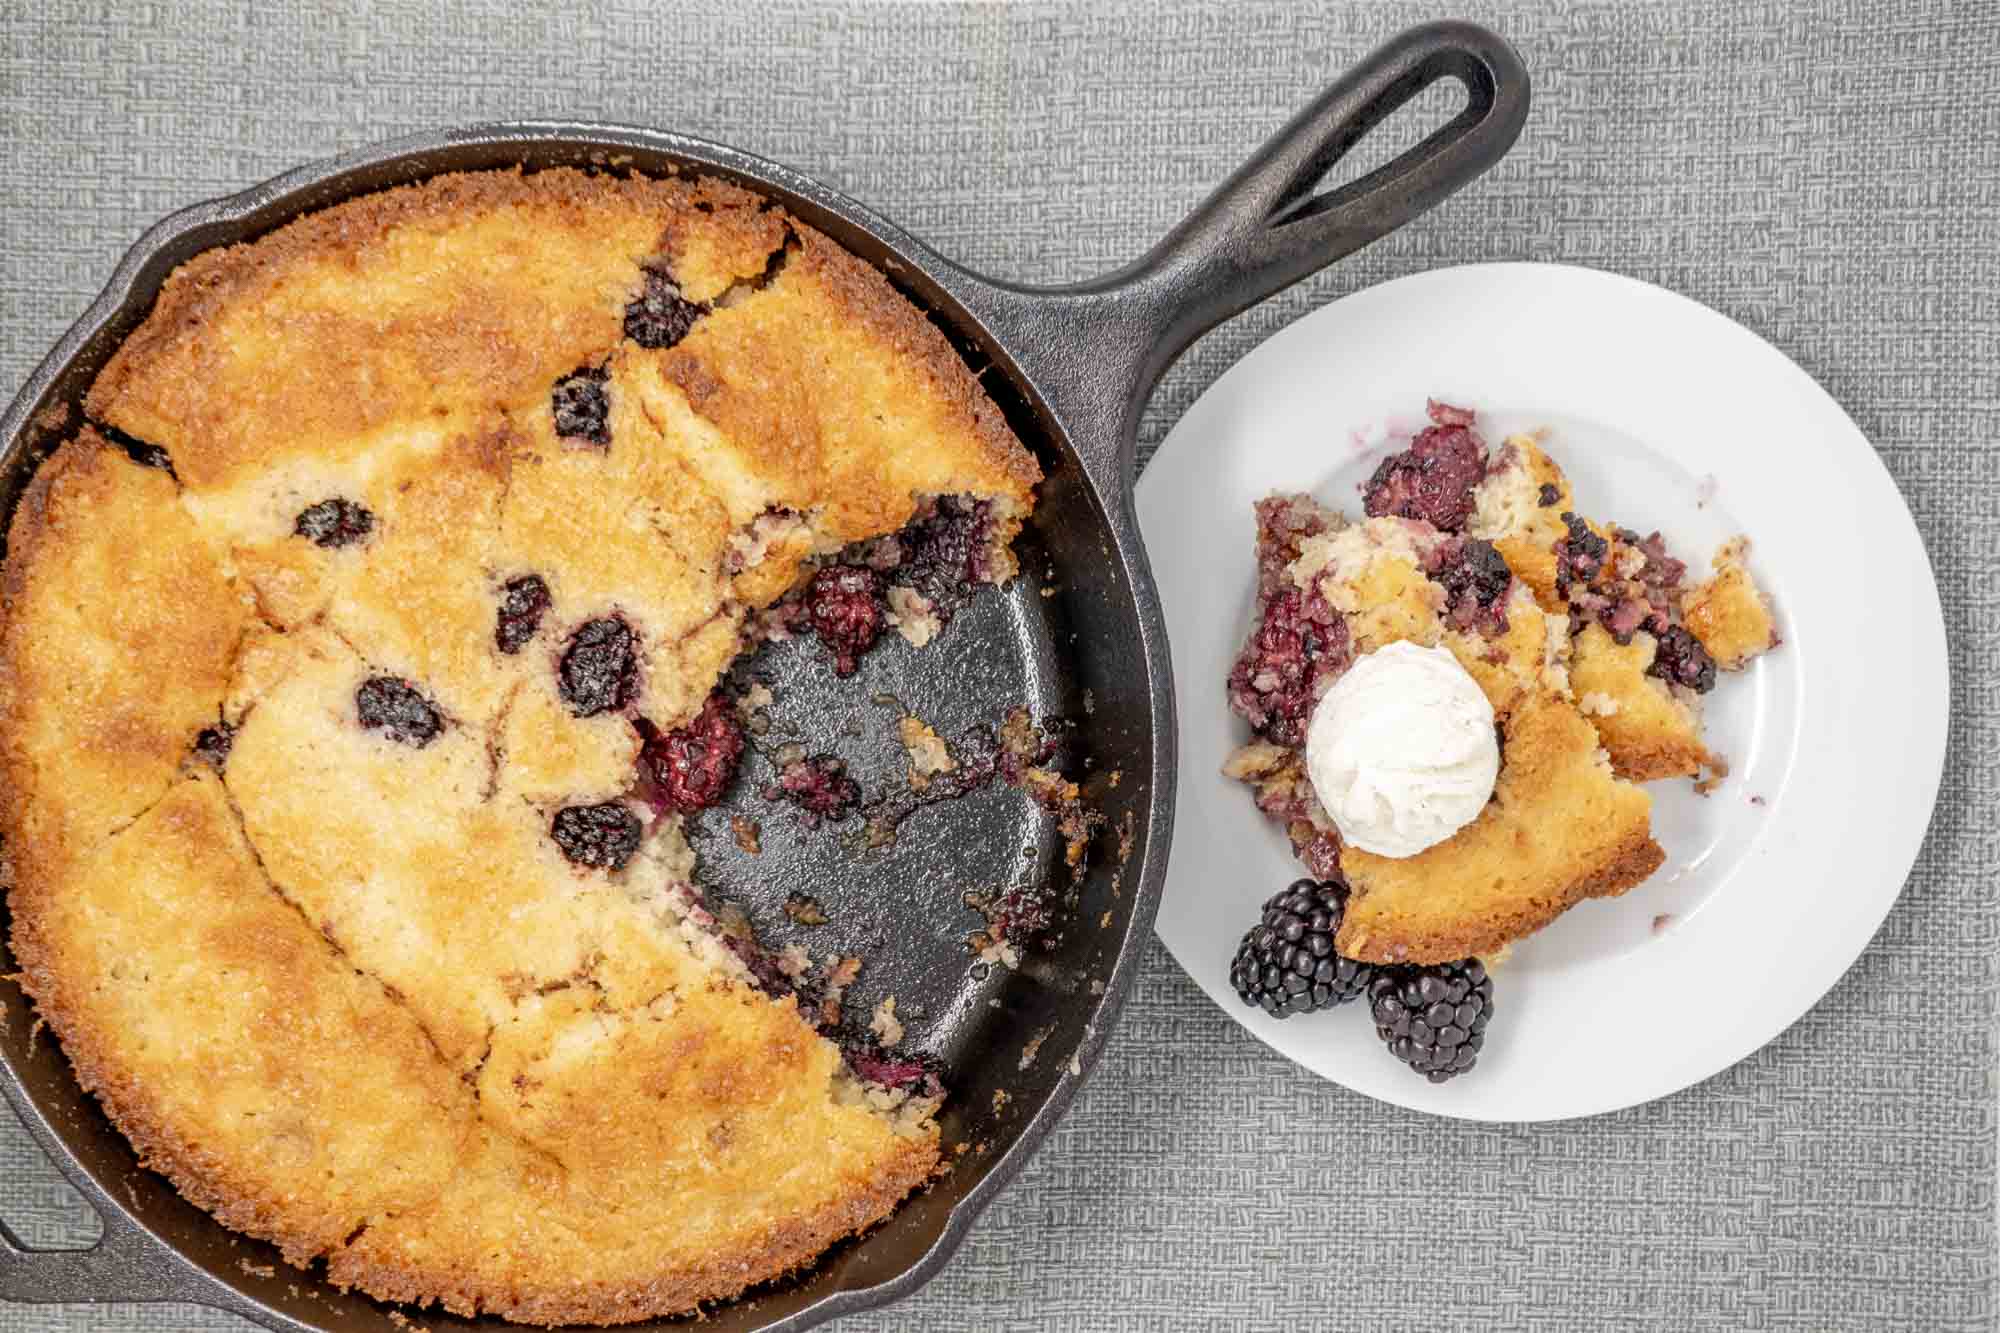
[1, 1, 1994, 1329]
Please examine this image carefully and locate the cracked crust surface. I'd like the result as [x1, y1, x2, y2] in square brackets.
[1, 167, 1047, 1324]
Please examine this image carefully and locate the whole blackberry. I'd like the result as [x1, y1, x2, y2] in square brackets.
[1229, 878, 1375, 1018]
[641, 690, 746, 813]
[1367, 958, 1493, 1083]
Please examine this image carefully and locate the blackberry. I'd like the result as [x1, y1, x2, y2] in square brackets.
[1229, 878, 1375, 1018]
[1360, 401, 1488, 532]
[355, 677, 444, 747]
[1224, 586, 1351, 747]
[641, 691, 746, 812]
[764, 754, 861, 825]
[551, 366, 610, 444]
[1429, 537, 1513, 635]
[550, 802, 641, 871]
[494, 574, 552, 654]
[1648, 624, 1717, 694]
[191, 722, 236, 771]
[804, 564, 885, 676]
[293, 497, 374, 548]
[559, 617, 637, 716]
[893, 495, 994, 625]
[624, 268, 707, 349]
[1552, 511, 1608, 598]
[1367, 958, 1493, 1083]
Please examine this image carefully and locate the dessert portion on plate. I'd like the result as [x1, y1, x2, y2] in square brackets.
[0, 168, 1042, 1325]
[1223, 401, 1778, 1082]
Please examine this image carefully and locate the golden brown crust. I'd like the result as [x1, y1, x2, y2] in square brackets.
[0, 430, 249, 871]
[641, 223, 1037, 549]
[1337, 692, 1665, 964]
[328, 1127, 938, 1327]
[1568, 623, 1714, 782]
[1684, 536, 1778, 670]
[87, 169, 780, 496]
[5, 774, 472, 1265]
[5, 167, 1026, 1324]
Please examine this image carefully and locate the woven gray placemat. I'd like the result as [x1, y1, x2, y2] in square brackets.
[2, 1, 1994, 1329]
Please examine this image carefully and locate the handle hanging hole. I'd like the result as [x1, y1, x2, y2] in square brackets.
[1273, 76, 1474, 229]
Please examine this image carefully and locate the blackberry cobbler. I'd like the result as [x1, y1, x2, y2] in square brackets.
[1222, 402, 1778, 1081]
[0, 169, 1041, 1325]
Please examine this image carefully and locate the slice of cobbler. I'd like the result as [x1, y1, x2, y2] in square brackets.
[1225, 399, 1782, 964]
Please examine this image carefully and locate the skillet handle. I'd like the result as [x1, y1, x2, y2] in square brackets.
[945, 20, 1527, 482]
[1128, 18, 1528, 369]
[0, 1208, 199, 1305]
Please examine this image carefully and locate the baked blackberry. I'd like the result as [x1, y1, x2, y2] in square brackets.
[1648, 624, 1717, 694]
[494, 574, 552, 654]
[191, 722, 236, 771]
[804, 564, 884, 676]
[550, 366, 610, 444]
[1229, 878, 1374, 1018]
[624, 268, 707, 349]
[550, 802, 641, 871]
[293, 497, 374, 548]
[1359, 400, 1488, 532]
[558, 617, 637, 717]
[1366, 958, 1493, 1083]
[355, 676, 443, 747]
[641, 690, 746, 813]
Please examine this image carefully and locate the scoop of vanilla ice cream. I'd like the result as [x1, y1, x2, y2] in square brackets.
[1305, 641, 1499, 858]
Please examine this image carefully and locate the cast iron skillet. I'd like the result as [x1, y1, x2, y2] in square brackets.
[0, 21, 1526, 1331]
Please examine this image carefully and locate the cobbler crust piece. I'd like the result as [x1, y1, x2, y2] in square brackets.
[2, 168, 1038, 1327]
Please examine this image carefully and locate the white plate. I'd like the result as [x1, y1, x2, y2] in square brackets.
[1139, 262, 1948, 1122]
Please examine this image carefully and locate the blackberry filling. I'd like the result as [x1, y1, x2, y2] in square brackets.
[1428, 537, 1513, 636]
[355, 677, 444, 747]
[293, 498, 374, 548]
[558, 618, 637, 717]
[893, 495, 995, 626]
[1552, 511, 1608, 598]
[639, 692, 746, 813]
[1225, 586, 1351, 747]
[1647, 625, 1717, 694]
[1360, 400, 1489, 532]
[764, 755, 861, 825]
